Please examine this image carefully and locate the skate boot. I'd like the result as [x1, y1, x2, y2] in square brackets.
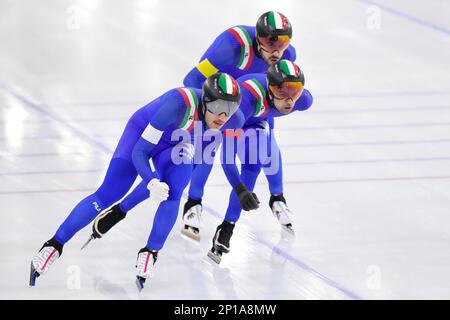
[270, 194, 295, 235]
[135, 247, 158, 291]
[181, 198, 202, 241]
[29, 237, 63, 286]
[207, 221, 235, 264]
[81, 204, 126, 249]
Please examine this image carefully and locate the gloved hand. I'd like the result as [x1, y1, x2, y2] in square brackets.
[234, 183, 260, 211]
[147, 178, 170, 203]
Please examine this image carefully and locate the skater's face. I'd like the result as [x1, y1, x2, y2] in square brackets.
[273, 96, 296, 114]
[205, 110, 230, 130]
[258, 35, 290, 65]
[269, 80, 303, 114]
[260, 47, 284, 65]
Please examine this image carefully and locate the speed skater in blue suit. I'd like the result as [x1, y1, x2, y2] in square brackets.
[206, 60, 313, 263]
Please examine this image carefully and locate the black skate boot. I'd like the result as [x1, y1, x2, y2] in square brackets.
[81, 203, 127, 249]
[29, 237, 64, 287]
[135, 247, 158, 291]
[181, 197, 202, 241]
[207, 221, 235, 264]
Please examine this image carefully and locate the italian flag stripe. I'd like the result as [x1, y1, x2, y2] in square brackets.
[186, 88, 198, 131]
[189, 88, 199, 108]
[244, 79, 264, 99]
[177, 88, 191, 108]
[242, 79, 268, 117]
[177, 88, 198, 131]
[280, 60, 297, 76]
[229, 28, 244, 46]
[219, 74, 233, 95]
[229, 27, 253, 70]
[268, 11, 285, 30]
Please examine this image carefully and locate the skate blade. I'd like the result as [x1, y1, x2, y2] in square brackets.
[81, 235, 95, 250]
[136, 276, 146, 291]
[181, 228, 200, 242]
[29, 262, 39, 287]
[282, 224, 296, 236]
[207, 250, 222, 264]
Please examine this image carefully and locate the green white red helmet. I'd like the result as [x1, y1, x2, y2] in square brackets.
[202, 73, 241, 117]
[256, 11, 292, 52]
[267, 59, 305, 101]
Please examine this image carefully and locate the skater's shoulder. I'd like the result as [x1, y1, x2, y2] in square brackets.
[282, 44, 297, 61]
[238, 73, 269, 100]
[172, 87, 202, 109]
[294, 88, 313, 111]
[205, 28, 248, 67]
[226, 25, 255, 38]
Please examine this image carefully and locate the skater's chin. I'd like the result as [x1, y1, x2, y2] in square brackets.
[281, 106, 293, 113]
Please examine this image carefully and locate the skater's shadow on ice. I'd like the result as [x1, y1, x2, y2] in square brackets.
[180, 235, 204, 263]
[270, 231, 295, 267]
[202, 257, 239, 299]
[93, 277, 131, 299]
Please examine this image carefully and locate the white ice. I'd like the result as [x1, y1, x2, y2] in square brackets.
[1, 0, 450, 300]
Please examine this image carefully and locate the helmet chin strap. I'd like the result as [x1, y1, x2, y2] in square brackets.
[198, 99, 206, 122]
[265, 77, 276, 107]
[254, 36, 263, 60]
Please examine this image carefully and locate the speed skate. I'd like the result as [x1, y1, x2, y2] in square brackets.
[207, 246, 224, 264]
[181, 201, 202, 241]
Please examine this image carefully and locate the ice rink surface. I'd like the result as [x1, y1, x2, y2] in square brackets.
[1, 0, 450, 299]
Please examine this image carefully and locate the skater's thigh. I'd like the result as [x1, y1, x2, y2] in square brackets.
[95, 157, 138, 203]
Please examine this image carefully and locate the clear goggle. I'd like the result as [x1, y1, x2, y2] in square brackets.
[258, 34, 291, 52]
[205, 99, 240, 117]
[269, 81, 304, 100]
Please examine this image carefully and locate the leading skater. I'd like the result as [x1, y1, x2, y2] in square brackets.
[207, 60, 313, 263]
[30, 73, 250, 289]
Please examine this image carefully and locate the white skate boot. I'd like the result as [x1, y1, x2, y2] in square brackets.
[135, 247, 158, 291]
[181, 198, 202, 241]
[29, 237, 63, 286]
[270, 194, 295, 235]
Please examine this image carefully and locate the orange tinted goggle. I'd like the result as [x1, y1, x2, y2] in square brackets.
[258, 35, 290, 52]
[269, 81, 304, 100]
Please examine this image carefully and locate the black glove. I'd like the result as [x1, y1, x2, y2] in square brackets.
[234, 183, 260, 211]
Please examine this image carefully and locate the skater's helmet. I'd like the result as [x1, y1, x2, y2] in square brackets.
[201, 73, 242, 118]
[256, 11, 292, 53]
[267, 59, 304, 102]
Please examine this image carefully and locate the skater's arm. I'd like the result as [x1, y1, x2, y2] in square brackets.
[132, 92, 182, 183]
[282, 44, 297, 61]
[183, 30, 238, 88]
[219, 94, 252, 188]
[267, 116, 275, 130]
[220, 133, 242, 188]
[221, 129, 260, 211]
[132, 138, 159, 183]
